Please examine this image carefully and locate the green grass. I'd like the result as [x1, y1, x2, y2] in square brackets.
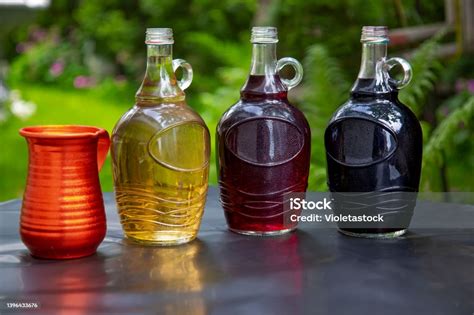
[0, 84, 226, 201]
[0, 85, 131, 201]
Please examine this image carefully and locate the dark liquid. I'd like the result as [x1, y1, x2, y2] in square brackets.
[325, 78, 422, 235]
[217, 75, 311, 233]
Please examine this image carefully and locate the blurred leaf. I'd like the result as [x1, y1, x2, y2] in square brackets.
[301, 44, 349, 191]
[421, 94, 474, 191]
[399, 29, 447, 116]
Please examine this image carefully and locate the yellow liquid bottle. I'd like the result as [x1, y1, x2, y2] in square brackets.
[111, 28, 210, 245]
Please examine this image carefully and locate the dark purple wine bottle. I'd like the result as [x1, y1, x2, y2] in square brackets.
[325, 26, 422, 238]
[217, 27, 311, 236]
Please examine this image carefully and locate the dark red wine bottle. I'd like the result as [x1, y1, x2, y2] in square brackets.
[325, 26, 422, 238]
[217, 27, 311, 235]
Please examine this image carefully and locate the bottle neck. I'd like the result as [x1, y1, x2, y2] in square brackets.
[250, 43, 277, 75]
[241, 43, 287, 99]
[351, 42, 392, 96]
[136, 44, 184, 105]
[357, 42, 387, 79]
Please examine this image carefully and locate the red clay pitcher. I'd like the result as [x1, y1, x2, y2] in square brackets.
[19, 125, 110, 259]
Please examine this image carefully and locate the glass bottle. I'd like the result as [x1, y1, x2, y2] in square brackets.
[216, 27, 311, 236]
[111, 28, 210, 245]
[324, 26, 422, 238]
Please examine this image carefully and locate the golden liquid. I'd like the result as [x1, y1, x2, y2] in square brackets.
[112, 101, 210, 245]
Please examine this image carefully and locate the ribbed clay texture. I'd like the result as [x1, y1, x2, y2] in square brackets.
[19, 125, 109, 259]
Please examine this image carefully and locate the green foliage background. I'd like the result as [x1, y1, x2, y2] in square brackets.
[0, 0, 472, 200]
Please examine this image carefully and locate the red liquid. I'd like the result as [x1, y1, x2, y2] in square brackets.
[217, 75, 311, 233]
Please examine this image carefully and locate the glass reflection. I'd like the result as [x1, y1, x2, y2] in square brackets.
[106, 240, 217, 315]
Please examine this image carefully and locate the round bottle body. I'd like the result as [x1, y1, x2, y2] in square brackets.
[112, 101, 210, 245]
[325, 90, 422, 238]
[217, 88, 311, 235]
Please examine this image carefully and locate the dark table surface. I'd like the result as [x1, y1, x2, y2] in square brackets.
[0, 187, 473, 315]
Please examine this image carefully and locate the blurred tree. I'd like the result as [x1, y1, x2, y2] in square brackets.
[2, 0, 472, 196]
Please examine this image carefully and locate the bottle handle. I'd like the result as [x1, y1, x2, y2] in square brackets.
[172, 59, 193, 90]
[96, 129, 110, 171]
[382, 57, 413, 90]
[276, 57, 303, 90]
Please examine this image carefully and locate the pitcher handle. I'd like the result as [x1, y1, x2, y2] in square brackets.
[96, 129, 110, 171]
[276, 57, 304, 90]
[384, 57, 413, 90]
[173, 59, 193, 90]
